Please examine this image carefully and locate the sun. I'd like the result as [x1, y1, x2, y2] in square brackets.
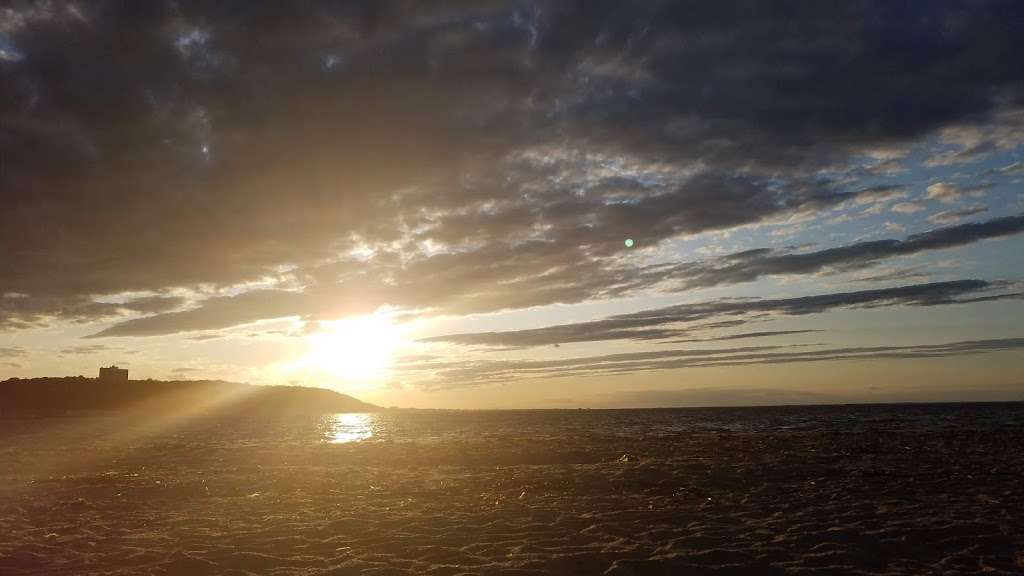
[300, 314, 401, 382]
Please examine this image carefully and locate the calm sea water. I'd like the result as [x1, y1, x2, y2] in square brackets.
[4, 403, 1023, 449]
[316, 402, 1024, 444]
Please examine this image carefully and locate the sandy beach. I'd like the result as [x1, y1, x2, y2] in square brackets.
[1, 407, 1022, 575]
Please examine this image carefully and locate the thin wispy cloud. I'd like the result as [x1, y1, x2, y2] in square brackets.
[422, 280, 1019, 348]
[928, 206, 988, 225]
[403, 338, 1024, 389]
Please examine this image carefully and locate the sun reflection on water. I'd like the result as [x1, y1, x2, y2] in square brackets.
[323, 413, 375, 444]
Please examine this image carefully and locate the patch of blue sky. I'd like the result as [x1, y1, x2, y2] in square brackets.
[0, 36, 24, 62]
[952, 233, 1024, 279]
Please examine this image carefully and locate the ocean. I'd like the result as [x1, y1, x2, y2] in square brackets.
[2, 402, 1023, 574]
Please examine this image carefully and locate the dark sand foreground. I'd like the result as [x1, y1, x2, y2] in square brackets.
[1, 412, 1023, 575]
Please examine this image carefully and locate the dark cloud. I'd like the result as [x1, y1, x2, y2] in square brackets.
[406, 338, 1024, 389]
[88, 290, 309, 338]
[2, 1, 1024, 333]
[0, 293, 185, 331]
[666, 330, 823, 344]
[119, 295, 187, 314]
[850, 266, 932, 284]
[663, 214, 1024, 290]
[422, 280, 1019, 348]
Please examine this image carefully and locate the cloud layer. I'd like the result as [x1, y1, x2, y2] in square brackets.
[422, 280, 1021, 348]
[401, 338, 1024, 389]
[2, 1, 1024, 336]
[84, 214, 1024, 337]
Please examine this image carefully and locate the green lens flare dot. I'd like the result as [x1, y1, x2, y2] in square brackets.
[624, 238, 635, 248]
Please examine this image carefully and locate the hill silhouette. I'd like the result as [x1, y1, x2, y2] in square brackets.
[0, 376, 378, 415]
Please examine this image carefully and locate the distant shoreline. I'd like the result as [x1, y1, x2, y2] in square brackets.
[0, 376, 378, 415]
[3, 375, 1021, 413]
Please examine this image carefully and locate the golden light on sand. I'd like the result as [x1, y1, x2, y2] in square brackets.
[301, 314, 401, 382]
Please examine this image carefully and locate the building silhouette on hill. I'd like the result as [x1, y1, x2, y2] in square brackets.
[99, 365, 128, 385]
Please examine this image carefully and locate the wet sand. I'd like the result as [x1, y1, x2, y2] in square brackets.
[1, 415, 1022, 575]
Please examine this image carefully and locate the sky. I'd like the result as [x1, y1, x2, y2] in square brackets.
[1, 1, 1023, 408]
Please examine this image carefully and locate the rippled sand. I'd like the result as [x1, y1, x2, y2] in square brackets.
[1, 412, 1022, 575]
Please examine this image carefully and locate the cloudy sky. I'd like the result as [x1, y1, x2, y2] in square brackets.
[2, 1, 1023, 408]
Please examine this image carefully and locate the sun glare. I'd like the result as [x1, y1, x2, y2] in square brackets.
[301, 314, 401, 382]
